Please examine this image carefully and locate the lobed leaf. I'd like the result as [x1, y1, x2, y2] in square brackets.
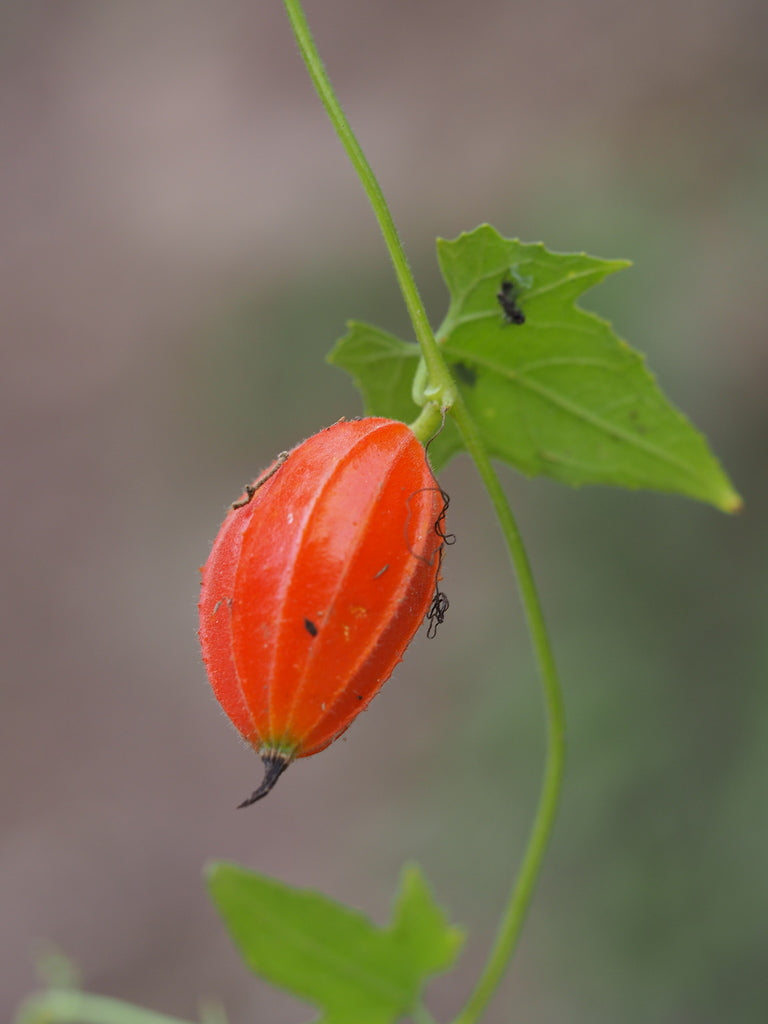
[329, 224, 741, 512]
[207, 861, 462, 1024]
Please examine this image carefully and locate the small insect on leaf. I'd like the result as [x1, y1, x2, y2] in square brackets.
[198, 418, 450, 806]
[497, 278, 526, 325]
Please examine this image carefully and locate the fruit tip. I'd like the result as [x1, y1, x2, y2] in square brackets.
[237, 751, 292, 809]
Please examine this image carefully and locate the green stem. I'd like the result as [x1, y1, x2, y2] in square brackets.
[408, 402, 444, 447]
[15, 991, 196, 1024]
[281, 4, 566, 1023]
[448, 398, 566, 1024]
[281, 0, 456, 411]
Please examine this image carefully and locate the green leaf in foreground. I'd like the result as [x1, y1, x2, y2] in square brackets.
[207, 861, 463, 1024]
[329, 224, 741, 512]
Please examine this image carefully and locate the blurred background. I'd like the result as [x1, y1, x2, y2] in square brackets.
[2, 1, 766, 1022]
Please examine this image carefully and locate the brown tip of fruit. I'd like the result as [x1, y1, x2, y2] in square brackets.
[237, 751, 292, 808]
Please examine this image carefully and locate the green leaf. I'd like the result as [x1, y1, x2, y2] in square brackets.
[327, 322, 419, 422]
[207, 861, 463, 1024]
[388, 865, 463, 978]
[329, 224, 741, 512]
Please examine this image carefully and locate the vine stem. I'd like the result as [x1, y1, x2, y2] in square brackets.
[15, 991, 197, 1024]
[447, 399, 566, 1024]
[281, 0, 456, 412]
[281, 3, 566, 1023]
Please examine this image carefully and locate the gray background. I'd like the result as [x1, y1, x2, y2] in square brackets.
[2, 2, 766, 1022]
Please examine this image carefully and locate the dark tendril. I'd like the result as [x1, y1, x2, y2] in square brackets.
[434, 488, 456, 545]
[426, 585, 450, 639]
